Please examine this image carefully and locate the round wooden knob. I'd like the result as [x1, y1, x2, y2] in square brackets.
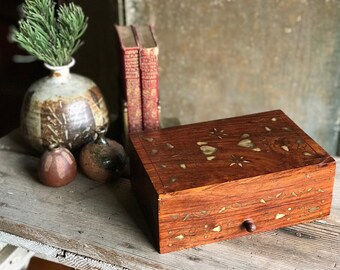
[243, 219, 256, 232]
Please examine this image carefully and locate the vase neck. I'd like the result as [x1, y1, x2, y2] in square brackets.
[95, 127, 109, 145]
[51, 67, 71, 78]
[44, 58, 75, 81]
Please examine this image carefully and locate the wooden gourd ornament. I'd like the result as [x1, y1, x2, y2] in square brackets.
[79, 127, 127, 183]
[39, 143, 77, 187]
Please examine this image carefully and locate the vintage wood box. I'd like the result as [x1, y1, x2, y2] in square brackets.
[129, 110, 336, 253]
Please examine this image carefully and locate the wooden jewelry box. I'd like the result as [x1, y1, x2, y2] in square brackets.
[129, 110, 336, 253]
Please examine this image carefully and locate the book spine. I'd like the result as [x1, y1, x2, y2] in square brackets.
[123, 48, 143, 133]
[139, 47, 160, 131]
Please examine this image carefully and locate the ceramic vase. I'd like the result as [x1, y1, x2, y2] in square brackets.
[79, 127, 127, 182]
[39, 143, 77, 187]
[21, 58, 109, 152]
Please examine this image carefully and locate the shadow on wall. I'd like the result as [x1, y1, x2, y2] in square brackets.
[124, 0, 340, 154]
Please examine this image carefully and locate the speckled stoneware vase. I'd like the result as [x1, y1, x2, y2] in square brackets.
[20, 58, 109, 152]
[39, 143, 77, 187]
[79, 126, 127, 183]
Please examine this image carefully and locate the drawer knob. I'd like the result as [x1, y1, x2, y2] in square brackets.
[243, 219, 256, 232]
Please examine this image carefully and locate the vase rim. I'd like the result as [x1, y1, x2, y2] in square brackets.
[44, 58, 76, 71]
[48, 142, 60, 150]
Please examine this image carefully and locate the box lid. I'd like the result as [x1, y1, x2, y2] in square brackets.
[129, 110, 333, 194]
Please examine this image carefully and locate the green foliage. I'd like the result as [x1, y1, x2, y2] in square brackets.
[14, 0, 88, 66]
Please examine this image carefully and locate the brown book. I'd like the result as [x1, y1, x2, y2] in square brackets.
[133, 25, 160, 131]
[115, 25, 143, 134]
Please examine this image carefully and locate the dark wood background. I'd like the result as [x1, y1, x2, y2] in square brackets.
[0, 0, 46, 136]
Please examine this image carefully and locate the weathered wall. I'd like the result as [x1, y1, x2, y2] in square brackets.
[125, 0, 340, 154]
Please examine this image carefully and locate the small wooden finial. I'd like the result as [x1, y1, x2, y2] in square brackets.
[243, 219, 256, 232]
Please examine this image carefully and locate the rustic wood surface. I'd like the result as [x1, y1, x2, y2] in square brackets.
[0, 244, 34, 270]
[0, 130, 339, 269]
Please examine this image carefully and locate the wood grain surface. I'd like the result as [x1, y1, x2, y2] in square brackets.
[0, 130, 339, 269]
[130, 110, 333, 193]
[129, 110, 336, 252]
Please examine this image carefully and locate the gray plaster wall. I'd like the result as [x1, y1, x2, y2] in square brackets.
[124, 0, 340, 154]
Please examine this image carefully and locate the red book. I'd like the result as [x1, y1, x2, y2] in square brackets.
[115, 25, 143, 134]
[133, 25, 160, 131]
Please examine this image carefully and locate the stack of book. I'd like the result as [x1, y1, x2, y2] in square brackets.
[115, 25, 160, 135]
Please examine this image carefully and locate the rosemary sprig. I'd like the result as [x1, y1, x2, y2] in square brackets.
[13, 0, 88, 66]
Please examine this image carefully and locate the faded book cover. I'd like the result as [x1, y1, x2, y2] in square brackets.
[115, 25, 143, 134]
[133, 25, 160, 131]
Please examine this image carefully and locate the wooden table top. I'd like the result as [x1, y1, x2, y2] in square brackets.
[0, 130, 339, 270]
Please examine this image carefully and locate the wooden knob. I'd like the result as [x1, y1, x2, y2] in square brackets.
[243, 219, 256, 232]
